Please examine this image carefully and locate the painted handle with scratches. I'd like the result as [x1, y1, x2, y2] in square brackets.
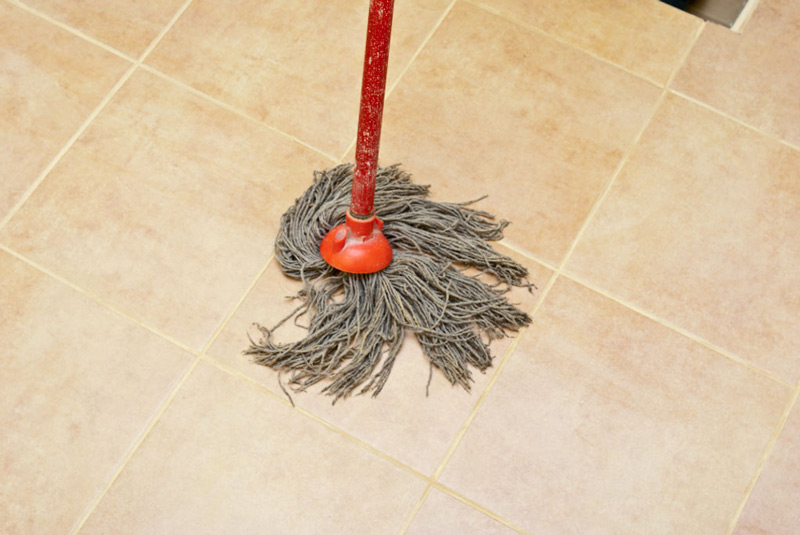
[350, 0, 395, 217]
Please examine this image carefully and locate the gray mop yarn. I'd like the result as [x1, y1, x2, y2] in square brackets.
[246, 164, 533, 402]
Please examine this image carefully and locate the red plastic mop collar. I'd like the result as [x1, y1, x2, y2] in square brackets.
[320, 0, 395, 274]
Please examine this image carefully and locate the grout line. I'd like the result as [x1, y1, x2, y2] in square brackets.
[556, 20, 704, 273]
[669, 89, 800, 154]
[561, 271, 796, 389]
[434, 269, 558, 482]
[731, 0, 762, 33]
[1, 0, 206, 350]
[398, 484, 435, 534]
[726, 384, 799, 534]
[339, 0, 459, 165]
[457, 277, 554, 475]
[496, 18, 794, 395]
[294, 405, 433, 483]
[497, 239, 559, 273]
[485, 20, 796, 414]
[198, 253, 275, 354]
[665, 20, 707, 88]
[66, 11, 211, 530]
[135, 0, 194, 63]
[137, 0, 341, 167]
[6, 0, 136, 62]
[400, 271, 559, 534]
[0, 244, 197, 355]
[139, 64, 339, 163]
[668, 22, 800, 155]
[557, 18, 704, 271]
[338, 137, 357, 165]
[0, 0, 195, 232]
[431, 482, 532, 534]
[12, 9, 206, 530]
[0, 61, 136, 230]
[556, 89, 667, 271]
[13, 0, 340, 166]
[69, 356, 202, 535]
[547, 18, 796, 390]
[667, 19, 800, 153]
[386, 0, 457, 99]
[430, 313, 524, 481]
[198, 355, 433, 485]
[9, 2, 791, 532]
[198, 354, 294, 409]
[464, 0, 665, 88]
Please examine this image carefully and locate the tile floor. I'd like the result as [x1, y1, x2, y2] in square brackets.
[2, 0, 798, 533]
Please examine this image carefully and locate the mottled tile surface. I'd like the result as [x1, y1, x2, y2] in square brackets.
[380, 2, 661, 265]
[0, 251, 193, 535]
[0, 2, 130, 221]
[566, 93, 800, 383]
[80, 361, 426, 534]
[0, 69, 329, 350]
[440, 277, 791, 534]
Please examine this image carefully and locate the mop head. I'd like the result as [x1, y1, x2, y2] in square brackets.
[246, 164, 533, 402]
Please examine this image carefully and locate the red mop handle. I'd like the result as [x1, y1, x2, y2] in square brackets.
[350, 0, 395, 217]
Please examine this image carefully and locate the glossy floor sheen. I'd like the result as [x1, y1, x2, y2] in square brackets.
[2, 0, 798, 533]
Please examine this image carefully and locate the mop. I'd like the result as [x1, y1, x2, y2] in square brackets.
[246, 0, 533, 402]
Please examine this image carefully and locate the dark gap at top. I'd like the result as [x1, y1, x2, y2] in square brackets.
[661, 0, 749, 28]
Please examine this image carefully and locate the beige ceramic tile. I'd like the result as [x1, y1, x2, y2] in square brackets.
[476, 0, 701, 84]
[20, 0, 186, 57]
[0, 251, 193, 535]
[565, 93, 800, 383]
[207, 243, 549, 475]
[0, 69, 330, 350]
[80, 360, 426, 534]
[0, 2, 130, 222]
[733, 396, 800, 535]
[145, 0, 452, 157]
[673, 0, 800, 146]
[407, 488, 520, 535]
[379, 2, 662, 265]
[440, 277, 791, 534]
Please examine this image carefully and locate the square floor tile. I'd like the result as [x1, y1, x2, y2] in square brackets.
[208, 243, 550, 475]
[145, 0, 452, 157]
[565, 93, 800, 383]
[407, 488, 519, 535]
[440, 277, 791, 534]
[80, 360, 426, 534]
[673, 0, 800, 147]
[379, 2, 662, 265]
[0, 2, 130, 221]
[20, 0, 186, 57]
[476, 0, 701, 84]
[0, 68, 331, 350]
[0, 251, 193, 535]
[733, 397, 800, 535]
